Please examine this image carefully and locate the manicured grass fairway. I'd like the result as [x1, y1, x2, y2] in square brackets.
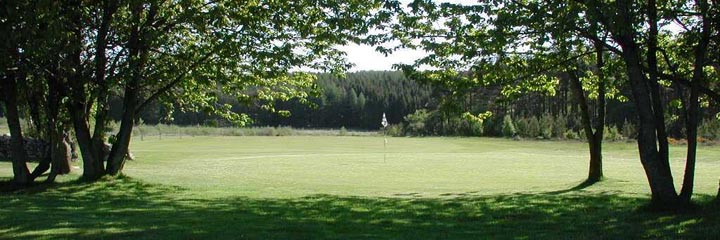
[2, 136, 720, 239]
[124, 136, 720, 198]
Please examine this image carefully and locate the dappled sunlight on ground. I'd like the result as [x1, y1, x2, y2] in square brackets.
[1, 177, 719, 239]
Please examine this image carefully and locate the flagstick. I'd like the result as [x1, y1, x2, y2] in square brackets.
[383, 127, 387, 163]
[381, 112, 388, 163]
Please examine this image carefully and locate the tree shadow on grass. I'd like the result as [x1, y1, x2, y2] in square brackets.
[545, 178, 601, 195]
[1, 177, 719, 239]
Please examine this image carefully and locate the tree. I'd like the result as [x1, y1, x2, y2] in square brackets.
[1, 0, 44, 185]
[388, 0, 720, 208]
[378, 1, 615, 186]
[5, 0, 392, 182]
[576, 0, 719, 208]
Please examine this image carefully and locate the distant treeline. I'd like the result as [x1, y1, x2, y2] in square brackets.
[77, 69, 719, 135]
[116, 71, 434, 130]
[1, 70, 716, 137]
[380, 70, 720, 140]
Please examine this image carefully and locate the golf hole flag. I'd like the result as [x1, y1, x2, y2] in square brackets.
[381, 113, 388, 128]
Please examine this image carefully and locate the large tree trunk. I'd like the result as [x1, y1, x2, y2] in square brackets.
[70, 103, 104, 180]
[613, 0, 679, 208]
[65, 0, 104, 180]
[588, 136, 603, 182]
[106, 88, 138, 175]
[2, 71, 31, 185]
[620, 41, 679, 207]
[679, 0, 711, 204]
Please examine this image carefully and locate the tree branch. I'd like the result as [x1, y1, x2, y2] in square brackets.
[507, 51, 596, 85]
[655, 71, 720, 103]
[134, 50, 216, 115]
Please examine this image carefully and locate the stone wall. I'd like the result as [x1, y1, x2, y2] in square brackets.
[0, 135, 49, 161]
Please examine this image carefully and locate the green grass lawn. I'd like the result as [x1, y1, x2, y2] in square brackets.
[2, 136, 720, 239]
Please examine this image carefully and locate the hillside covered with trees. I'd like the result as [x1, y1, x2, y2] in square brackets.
[127, 71, 434, 130]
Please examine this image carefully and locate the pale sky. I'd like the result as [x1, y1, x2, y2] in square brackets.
[339, 43, 426, 72]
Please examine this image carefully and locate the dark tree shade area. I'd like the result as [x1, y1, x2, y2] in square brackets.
[123, 71, 434, 130]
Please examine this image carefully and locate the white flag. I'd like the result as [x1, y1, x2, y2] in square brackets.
[381, 113, 388, 128]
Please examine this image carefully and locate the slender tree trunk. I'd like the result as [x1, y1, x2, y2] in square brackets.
[107, 2, 150, 175]
[30, 156, 51, 181]
[32, 129, 69, 183]
[679, 0, 711, 204]
[568, 69, 602, 183]
[30, 67, 71, 182]
[679, 53, 701, 205]
[588, 42, 607, 181]
[30, 73, 56, 181]
[646, 0, 671, 173]
[2, 71, 31, 184]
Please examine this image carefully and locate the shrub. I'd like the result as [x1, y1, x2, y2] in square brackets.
[275, 126, 295, 136]
[567, 115, 583, 133]
[339, 126, 348, 136]
[539, 114, 554, 139]
[403, 109, 431, 136]
[461, 112, 489, 136]
[502, 115, 516, 137]
[552, 116, 568, 139]
[514, 117, 528, 137]
[445, 117, 463, 135]
[386, 123, 404, 137]
[482, 114, 503, 137]
[699, 119, 720, 140]
[400, 110, 489, 137]
[564, 130, 580, 140]
[603, 125, 623, 141]
[257, 127, 278, 136]
[526, 117, 541, 138]
[621, 120, 637, 140]
[467, 119, 484, 136]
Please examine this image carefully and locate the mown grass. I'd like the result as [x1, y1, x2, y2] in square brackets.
[122, 136, 720, 198]
[1, 136, 720, 239]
